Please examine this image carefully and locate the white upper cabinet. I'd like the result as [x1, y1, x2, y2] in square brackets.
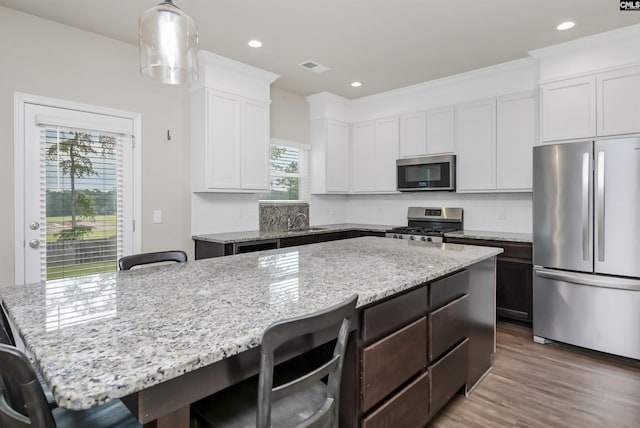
[191, 51, 279, 193]
[496, 91, 537, 191]
[240, 99, 270, 190]
[540, 76, 596, 142]
[351, 117, 399, 193]
[310, 118, 351, 194]
[374, 117, 400, 192]
[455, 99, 496, 192]
[352, 121, 376, 192]
[597, 66, 640, 136]
[399, 112, 427, 157]
[203, 90, 241, 190]
[426, 107, 455, 154]
[399, 108, 454, 157]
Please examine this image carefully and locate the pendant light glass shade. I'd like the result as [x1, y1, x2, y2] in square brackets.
[139, 0, 198, 85]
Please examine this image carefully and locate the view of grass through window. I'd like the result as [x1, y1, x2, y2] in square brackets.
[45, 129, 119, 280]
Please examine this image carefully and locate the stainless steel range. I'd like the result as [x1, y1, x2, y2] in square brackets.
[386, 207, 463, 243]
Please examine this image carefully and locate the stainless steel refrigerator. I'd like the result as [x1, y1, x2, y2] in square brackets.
[533, 137, 640, 360]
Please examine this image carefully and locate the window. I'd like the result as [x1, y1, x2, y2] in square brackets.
[259, 140, 309, 201]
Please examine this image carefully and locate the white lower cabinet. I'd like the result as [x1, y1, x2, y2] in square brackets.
[192, 88, 269, 192]
[455, 99, 496, 192]
[352, 117, 399, 193]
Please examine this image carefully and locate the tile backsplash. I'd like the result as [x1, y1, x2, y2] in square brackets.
[259, 203, 310, 231]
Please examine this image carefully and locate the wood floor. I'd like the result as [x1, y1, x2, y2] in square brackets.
[429, 322, 640, 428]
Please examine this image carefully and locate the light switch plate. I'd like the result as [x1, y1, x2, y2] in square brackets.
[153, 210, 162, 223]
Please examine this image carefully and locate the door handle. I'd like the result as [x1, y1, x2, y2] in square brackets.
[28, 239, 40, 249]
[581, 153, 589, 261]
[596, 151, 605, 262]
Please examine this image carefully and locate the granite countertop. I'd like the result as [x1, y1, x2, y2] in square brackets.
[445, 229, 532, 243]
[0, 237, 500, 411]
[192, 223, 394, 244]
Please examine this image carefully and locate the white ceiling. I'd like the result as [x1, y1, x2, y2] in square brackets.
[2, 0, 639, 99]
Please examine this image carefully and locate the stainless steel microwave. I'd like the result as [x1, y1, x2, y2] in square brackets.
[396, 155, 456, 191]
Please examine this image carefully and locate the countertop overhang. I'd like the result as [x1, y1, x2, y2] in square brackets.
[0, 237, 501, 410]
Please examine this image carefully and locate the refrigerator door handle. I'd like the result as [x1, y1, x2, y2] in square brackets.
[596, 151, 605, 262]
[581, 152, 590, 261]
[534, 267, 640, 291]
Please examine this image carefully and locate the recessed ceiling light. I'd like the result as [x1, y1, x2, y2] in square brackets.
[351, 81, 362, 87]
[248, 40, 262, 48]
[557, 21, 575, 31]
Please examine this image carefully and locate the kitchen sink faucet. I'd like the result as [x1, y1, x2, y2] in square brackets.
[287, 213, 308, 230]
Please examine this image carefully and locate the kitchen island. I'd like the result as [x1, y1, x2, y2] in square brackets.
[0, 237, 501, 427]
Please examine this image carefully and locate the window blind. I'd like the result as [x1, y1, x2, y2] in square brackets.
[39, 125, 126, 281]
[260, 143, 309, 201]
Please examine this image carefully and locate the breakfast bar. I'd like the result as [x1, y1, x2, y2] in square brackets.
[0, 237, 501, 427]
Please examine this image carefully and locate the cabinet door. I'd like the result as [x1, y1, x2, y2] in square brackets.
[496, 91, 536, 191]
[241, 100, 270, 190]
[455, 99, 496, 192]
[326, 119, 350, 192]
[375, 117, 399, 191]
[207, 91, 241, 189]
[352, 121, 376, 192]
[426, 107, 455, 155]
[540, 76, 596, 142]
[399, 112, 427, 157]
[597, 66, 640, 136]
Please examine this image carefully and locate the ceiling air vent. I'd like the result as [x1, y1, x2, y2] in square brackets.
[298, 60, 330, 74]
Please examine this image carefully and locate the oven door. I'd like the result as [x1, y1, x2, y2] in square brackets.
[397, 155, 455, 191]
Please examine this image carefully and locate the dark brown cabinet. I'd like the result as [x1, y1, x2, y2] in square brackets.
[194, 229, 385, 259]
[358, 270, 470, 426]
[445, 237, 533, 323]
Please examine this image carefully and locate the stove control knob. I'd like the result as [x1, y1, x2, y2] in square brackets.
[398, 235, 403, 239]
[392, 234, 398, 239]
[427, 237, 433, 242]
[409, 236, 415, 240]
[420, 236, 426, 241]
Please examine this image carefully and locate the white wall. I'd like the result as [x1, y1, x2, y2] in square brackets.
[344, 193, 532, 232]
[0, 6, 193, 286]
[271, 86, 310, 143]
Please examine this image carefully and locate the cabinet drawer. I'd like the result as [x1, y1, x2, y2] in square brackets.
[362, 286, 427, 344]
[445, 238, 531, 262]
[361, 317, 427, 413]
[429, 338, 469, 418]
[362, 370, 430, 428]
[430, 270, 469, 309]
[428, 294, 469, 361]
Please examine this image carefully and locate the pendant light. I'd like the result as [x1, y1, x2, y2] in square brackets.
[138, 0, 199, 85]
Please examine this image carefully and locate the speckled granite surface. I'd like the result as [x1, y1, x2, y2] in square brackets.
[193, 223, 394, 244]
[0, 237, 500, 411]
[445, 230, 532, 243]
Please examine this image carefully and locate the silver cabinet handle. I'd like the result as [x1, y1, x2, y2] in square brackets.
[581, 152, 590, 261]
[596, 151, 605, 262]
[534, 267, 640, 291]
[29, 222, 40, 230]
[28, 239, 40, 249]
